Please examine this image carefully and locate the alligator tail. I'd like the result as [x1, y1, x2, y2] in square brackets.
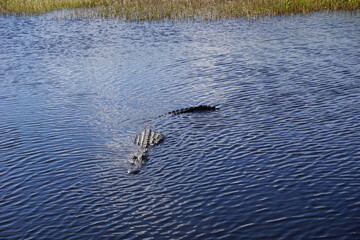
[159, 105, 219, 117]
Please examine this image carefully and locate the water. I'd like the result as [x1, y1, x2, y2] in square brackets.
[1, 12, 360, 240]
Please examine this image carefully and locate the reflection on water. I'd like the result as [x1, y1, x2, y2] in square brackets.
[1, 12, 360, 240]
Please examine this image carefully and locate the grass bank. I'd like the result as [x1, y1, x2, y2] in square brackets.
[1, 0, 359, 20]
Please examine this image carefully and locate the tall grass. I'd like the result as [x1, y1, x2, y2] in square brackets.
[1, 0, 359, 20]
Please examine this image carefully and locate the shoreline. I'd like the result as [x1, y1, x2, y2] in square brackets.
[1, 0, 359, 20]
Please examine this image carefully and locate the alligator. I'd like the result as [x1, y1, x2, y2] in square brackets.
[128, 105, 219, 174]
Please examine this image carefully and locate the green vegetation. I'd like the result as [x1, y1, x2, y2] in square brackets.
[1, 0, 359, 20]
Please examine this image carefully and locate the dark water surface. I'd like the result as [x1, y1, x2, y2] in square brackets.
[1, 12, 360, 239]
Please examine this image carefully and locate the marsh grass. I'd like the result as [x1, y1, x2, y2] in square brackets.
[1, 0, 359, 20]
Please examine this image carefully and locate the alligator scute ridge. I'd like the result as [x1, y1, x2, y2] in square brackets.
[134, 129, 165, 148]
[128, 105, 219, 174]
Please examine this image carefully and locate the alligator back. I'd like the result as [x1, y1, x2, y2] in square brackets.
[134, 129, 165, 148]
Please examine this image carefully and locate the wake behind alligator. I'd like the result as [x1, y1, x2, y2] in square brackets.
[128, 105, 219, 174]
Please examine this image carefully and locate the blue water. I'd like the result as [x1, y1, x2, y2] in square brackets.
[0, 12, 360, 239]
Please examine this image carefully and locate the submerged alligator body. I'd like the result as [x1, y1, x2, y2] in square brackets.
[128, 105, 218, 174]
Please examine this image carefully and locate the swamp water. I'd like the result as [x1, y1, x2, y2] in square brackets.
[1, 12, 360, 239]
